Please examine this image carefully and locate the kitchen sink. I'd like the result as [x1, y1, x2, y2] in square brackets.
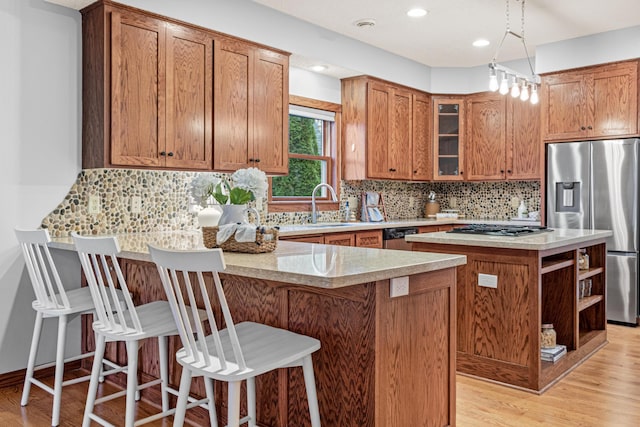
[305, 222, 351, 227]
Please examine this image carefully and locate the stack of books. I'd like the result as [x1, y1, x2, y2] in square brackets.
[541, 344, 567, 363]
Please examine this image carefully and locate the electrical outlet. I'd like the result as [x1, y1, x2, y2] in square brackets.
[131, 196, 142, 214]
[88, 195, 101, 214]
[511, 197, 521, 209]
[390, 276, 409, 298]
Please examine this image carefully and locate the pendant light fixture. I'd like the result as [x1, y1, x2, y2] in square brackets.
[488, 0, 539, 104]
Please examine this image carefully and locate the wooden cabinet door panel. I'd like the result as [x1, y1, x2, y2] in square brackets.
[507, 97, 541, 180]
[324, 232, 356, 246]
[542, 73, 587, 141]
[367, 83, 391, 179]
[110, 11, 165, 167]
[591, 63, 638, 137]
[466, 93, 506, 180]
[355, 230, 383, 248]
[389, 88, 412, 179]
[214, 40, 252, 171]
[412, 93, 432, 181]
[253, 50, 288, 174]
[165, 24, 213, 170]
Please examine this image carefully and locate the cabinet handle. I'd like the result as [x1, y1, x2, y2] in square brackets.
[160, 151, 166, 156]
[167, 152, 174, 157]
[254, 158, 260, 163]
[587, 125, 593, 130]
[500, 169, 504, 173]
[507, 169, 512, 174]
[389, 168, 396, 172]
[581, 126, 586, 130]
[248, 158, 254, 162]
[460, 171, 464, 175]
[413, 170, 418, 174]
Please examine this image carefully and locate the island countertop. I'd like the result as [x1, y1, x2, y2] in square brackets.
[50, 231, 466, 289]
[406, 228, 613, 250]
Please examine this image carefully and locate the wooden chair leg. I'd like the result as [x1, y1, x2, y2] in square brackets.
[83, 334, 106, 427]
[173, 368, 192, 427]
[125, 340, 139, 427]
[158, 336, 169, 412]
[21, 312, 43, 407]
[204, 377, 218, 427]
[227, 381, 242, 427]
[51, 314, 68, 427]
[247, 377, 256, 427]
[302, 355, 321, 427]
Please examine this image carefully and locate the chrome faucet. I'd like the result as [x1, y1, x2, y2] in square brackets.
[311, 183, 338, 224]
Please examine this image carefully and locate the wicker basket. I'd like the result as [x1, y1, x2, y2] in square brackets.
[202, 226, 279, 253]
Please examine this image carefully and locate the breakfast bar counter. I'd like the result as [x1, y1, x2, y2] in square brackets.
[407, 228, 612, 393]
[51, 232, 466, 426]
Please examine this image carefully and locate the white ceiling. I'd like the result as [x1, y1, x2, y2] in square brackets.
[255, 0, 640, 68]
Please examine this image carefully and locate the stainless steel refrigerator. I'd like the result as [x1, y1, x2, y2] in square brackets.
[547, 139, 640, 325]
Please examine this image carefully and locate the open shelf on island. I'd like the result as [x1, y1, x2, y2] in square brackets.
[578, 266, 604, 280]
[578, 294, 604, 312]
[541, 258, 575, 274]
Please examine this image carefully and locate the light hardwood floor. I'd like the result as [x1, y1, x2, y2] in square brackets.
[0, 324, 638, 426]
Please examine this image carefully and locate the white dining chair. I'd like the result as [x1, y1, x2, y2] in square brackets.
[15, 228, 125, 427]
[148, 245, 322, 427]
[72, 233, 208, 427]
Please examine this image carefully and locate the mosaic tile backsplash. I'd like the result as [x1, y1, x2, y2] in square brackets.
[41, 169, 540, 237]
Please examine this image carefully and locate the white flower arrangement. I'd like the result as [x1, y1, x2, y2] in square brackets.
[190, 168, 267, 207]
[190, 174, 220, 208]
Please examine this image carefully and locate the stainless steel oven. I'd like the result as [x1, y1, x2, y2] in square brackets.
[382, 227, 419, 250]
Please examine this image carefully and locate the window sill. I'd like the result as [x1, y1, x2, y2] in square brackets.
[267, 201, 339, 213]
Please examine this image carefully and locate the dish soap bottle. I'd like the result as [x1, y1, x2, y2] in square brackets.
[344, 201, 351, 222]
[517, 200, 528, 219]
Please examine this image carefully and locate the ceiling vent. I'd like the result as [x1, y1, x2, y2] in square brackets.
[353, 18, 376, 28]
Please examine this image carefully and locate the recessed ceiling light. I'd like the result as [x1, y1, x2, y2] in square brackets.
[407, 8, 428, 18]
[353, 18, 376, 28]
[473, 39, 491, 47]
[310, 65, 328, 72]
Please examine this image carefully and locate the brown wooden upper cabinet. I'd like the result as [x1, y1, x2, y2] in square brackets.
[82, 3, 213, 169]
[342, 76, 431, 181]
[412, 92, 433, 181]
[541, 60, 639, 141]
[433, 98, 465, 181]
[214, 39, 289, 175]
[465, 93, 540, 181]
[81, 1, 289, 174]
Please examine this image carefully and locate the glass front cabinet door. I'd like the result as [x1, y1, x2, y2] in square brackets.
[433, 98, 465, 181]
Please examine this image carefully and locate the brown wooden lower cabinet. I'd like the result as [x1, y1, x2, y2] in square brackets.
[413, 238, 607, 393]
[281, 230, 383, 248]
[82, 258, 456, 426]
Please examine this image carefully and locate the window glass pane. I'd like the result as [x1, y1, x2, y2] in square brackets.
[272, 158, 327, 197]
[289, 115, 324, 156]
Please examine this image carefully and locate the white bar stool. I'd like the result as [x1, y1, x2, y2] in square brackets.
[72, 233, 207, 427]
[15, 228, 124, 427]
[149, 245, 322, 427]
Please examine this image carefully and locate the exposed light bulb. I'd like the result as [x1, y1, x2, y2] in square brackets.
[530, 85, 539, 104]
[510, 78, 520, 98]
[489, 67, 499, 91]
[499, 72, 509, 95]
[520, 82, 529, 101]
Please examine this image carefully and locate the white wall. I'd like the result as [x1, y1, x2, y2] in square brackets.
[536, 25, 640, 74]
[0, 0, 82, 373]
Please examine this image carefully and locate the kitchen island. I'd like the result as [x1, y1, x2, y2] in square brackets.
[51, 232, 466, 426]
[407, 228, 612, 393]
